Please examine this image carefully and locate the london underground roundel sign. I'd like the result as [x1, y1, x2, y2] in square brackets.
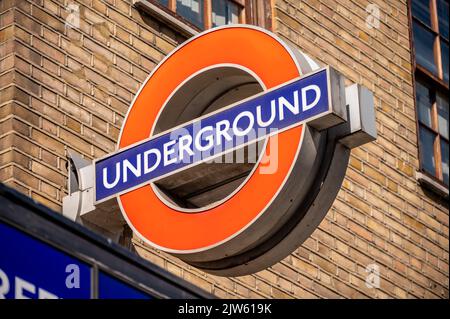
[94, 25, 376, 276]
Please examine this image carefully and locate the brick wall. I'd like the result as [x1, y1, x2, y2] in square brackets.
[0, 0, 448, 298]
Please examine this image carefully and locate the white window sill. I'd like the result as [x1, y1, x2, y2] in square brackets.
[416, 171, 449, 199]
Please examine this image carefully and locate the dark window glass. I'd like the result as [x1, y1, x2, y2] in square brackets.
[412, 0, 432, 27]
[437, 92, 449, 139]
[437, 0, 449, 40]
[441, 140, 449, 186]
[413, 21, 438, 75]
[416, 81, 433, 127]
[157, 0, 169, 6]
[412, 0, 449, 188]
[419, 127, 437, 175]
[212, 0, 240, 27]
[176, 0, 204, 29]
[441, 40, 449, 83]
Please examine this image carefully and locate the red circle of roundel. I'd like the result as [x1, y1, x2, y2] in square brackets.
[118, 26, 303, 253]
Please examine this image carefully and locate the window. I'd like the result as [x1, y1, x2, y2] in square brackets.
[154, 0, 244, 29]
[151, 0, 272, 30]
[416, 78, 449, 186]
[212, 0, 240, 27]
[176, 0, 205, 29]
[411, 0, 449, 187]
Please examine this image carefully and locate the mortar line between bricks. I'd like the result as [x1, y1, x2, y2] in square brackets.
[12, 20, 163, 89]
[0, 136, 67, 187]
[291, 248, 398, 298]
[11, 25, 142, 98]
[7, 79, 118, 150]
[11, 50, 123, 128]
[134, 240, 298, 298]
[133, 240, 273, 298]
[275, 5, 413, 70]
[16, 3, 169, 62]
[11, 70, 118, 143]
[290, 1, 413, 54]
[322, 219, 448, 295]
[329, 199, 447, 268]
[275, 17, 415, 100]
[275, 31, 416, 119]
[275, 20, 413, 92]
[269, 262, 363, 298]
[351, 181, 447, 239]
[299, 235, 427, 296]
[0, 162, 64, 205]
[337, 174, 446, 237]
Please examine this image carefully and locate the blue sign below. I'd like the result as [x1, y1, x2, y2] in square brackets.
[0, 222, 154, 299]
[98, 271, 151, 299]
[0, 222, 92, 299]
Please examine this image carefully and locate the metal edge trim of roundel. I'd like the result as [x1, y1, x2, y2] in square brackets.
[117, 25, 306, 255]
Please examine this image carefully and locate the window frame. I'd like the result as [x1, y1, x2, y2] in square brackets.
[411, 0, 448, 81]
[409, 0, 449, 190]
[148, 0, 272, 31]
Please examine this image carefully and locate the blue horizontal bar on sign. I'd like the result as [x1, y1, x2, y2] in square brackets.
[95, 68, 330, 202]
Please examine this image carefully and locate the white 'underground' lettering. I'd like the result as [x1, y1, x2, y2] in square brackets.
[101, 86, 321, 189]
